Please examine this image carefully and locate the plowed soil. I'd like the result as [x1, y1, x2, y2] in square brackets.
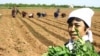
[0, 8, 100, 56]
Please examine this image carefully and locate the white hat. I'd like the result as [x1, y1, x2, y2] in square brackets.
[68, 8, 94, 42]
[68, 8, 94, 27]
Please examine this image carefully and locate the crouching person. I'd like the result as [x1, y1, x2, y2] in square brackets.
[22, 11, 27, 18]
[65, 8, 94, 50]
[28, 13, 34, 18]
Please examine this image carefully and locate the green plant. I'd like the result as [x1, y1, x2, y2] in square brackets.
[42, 28, 99, 56]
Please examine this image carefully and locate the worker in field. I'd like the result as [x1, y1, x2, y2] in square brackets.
[11, 7, 16, 18]
[11, 6, 20, 18]
[65, 8, 94, 50]
[16, 7, 21, 15]
[56, 8, 60, 13]
[54, 8, 60, 18]
[22, 11, 27, 18]
[28, 13, 34, 18]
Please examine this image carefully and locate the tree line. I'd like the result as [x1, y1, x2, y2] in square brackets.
[0, 3, 99, 9]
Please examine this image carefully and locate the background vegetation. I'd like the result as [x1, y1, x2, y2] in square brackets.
[0, 3, 100, 9]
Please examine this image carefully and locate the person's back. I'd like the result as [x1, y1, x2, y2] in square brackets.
[28, 13, 34, 18]
[22, 11, 27, 18]
[54, 12, 59, 18]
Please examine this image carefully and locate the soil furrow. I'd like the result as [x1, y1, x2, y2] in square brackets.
[28, 18, 68, 42]
[18, 17, 56, 46]
[36, 18, 68, 31]
[45, 18, 66, 25]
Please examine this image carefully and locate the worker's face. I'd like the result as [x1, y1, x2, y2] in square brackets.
[68, 20, 88, 40]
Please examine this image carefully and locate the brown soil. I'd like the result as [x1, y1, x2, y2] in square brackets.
[0, 8, 100, 56]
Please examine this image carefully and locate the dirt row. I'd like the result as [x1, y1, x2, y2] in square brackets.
[17, 15, 100, 52]
[0, 9, 100, 56]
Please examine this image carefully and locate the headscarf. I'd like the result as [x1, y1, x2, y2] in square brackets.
[68, 8, 94, 42]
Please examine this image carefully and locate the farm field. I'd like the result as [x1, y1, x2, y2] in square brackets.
[0, 8, 100, 56]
